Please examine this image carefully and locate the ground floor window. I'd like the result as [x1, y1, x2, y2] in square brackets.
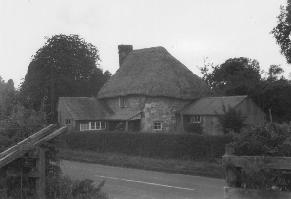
[190, 115, 201, 123]
[153, 121, 163, 131]
[80, 123, 89, 131]
[90, 121, 106, 130]
[80, 121, 106, 131]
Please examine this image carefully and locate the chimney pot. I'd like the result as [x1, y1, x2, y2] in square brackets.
[118, 45, 133, 67]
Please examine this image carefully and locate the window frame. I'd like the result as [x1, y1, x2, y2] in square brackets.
[119, 96, 127, 108]
[80, 123, 89, 131]
[80, 121, 106, 131]
[190, 115, 202, 123]
[153, 121, 163, 131]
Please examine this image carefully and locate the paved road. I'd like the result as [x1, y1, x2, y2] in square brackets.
[61, 160, 225, 199]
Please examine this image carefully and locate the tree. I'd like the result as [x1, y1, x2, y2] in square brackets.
[267, 65, 284, 81]
[272, 1, 291, 63]
[20, 34, 111, 122]
[201, 57, 261, 96]
[0, 77, 16, 120]
[259, 66, 291, 122]
[201, 59, 291, 122]
[218, 106, 246, 134]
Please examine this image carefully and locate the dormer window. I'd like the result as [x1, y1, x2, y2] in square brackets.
[119, 96, 127, 108]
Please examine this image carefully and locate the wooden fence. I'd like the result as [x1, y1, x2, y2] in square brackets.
[222, 145, 291, 199]
[0, 124, 67, 199]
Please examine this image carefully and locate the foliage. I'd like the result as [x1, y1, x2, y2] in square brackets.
[272, 1, 291, 64]
[218, 106, 246, 134]
[201, 57, 261, 96]
[231, 124, 291, 156]
[20, 34, 111, 122]
[258, 78, 291, 122]
[46, 176, 108, 199]
[184, 123, 203, 134]
[201, 59, 291, 122]
[227, 124, 291, 191]
[0, 104, 46, 152]
[64, 131, 232, 160]
[0, 77, 16, 120]
[0, 96, 107, 198]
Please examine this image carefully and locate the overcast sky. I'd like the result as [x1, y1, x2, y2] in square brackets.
[0, 0, 290, 87]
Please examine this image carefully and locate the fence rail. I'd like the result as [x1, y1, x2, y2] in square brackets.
[222, 145, 291, 199]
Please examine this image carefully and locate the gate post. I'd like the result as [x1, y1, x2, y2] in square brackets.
[36, 147, 46, 199]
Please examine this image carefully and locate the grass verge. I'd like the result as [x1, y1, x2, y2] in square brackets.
[58, 148, 224, 179]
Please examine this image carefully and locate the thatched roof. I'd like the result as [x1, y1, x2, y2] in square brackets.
[98, 46, 210, 99]
[181, 95, 248, 115]
[58, 97, 112, 120]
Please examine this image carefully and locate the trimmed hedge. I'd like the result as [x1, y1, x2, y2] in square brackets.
[62, 131, 232, 160]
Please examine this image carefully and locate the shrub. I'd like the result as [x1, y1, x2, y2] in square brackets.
[231, 124, 291, 156]
[227, 124, 291, 191]
[63, 131, 232, 160]
[218, 106, 246, 134]
[184, 123, 203, 134]
[46, 176, 108, 199]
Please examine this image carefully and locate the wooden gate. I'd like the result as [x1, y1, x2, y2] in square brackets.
[0, 124, 67, 199]
[222, 145, 291, 199]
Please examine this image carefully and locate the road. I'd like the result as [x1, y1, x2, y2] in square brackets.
[61, 160, 225, 199]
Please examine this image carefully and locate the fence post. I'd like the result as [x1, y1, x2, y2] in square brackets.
[224, 144, 240, 188]
[36, 147, 46, 199]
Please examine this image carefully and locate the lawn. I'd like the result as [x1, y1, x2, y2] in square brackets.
[58, 148, 224, 179]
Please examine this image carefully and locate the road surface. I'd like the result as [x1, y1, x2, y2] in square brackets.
[61, 160, 225, 199]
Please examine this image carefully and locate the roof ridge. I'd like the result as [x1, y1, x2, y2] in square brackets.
[59, 96, 95, 99]
[131, 46, 166, 54]
[202, 95, 248, 99]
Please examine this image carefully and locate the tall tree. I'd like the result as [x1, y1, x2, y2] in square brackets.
[272, 0, 291, 63]
[201, 60, 291, 122]
[259, 65, 291, 122]
[201, 57, 261, 96]
[20, 34, 111, 122]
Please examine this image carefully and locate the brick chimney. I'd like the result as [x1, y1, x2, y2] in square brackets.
[118, 45, 133, 67]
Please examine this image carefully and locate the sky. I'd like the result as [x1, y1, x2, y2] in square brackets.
[0, 0, 290, 87]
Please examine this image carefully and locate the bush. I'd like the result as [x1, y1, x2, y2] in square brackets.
[227, 124, 291, 191]
[63, 131, 232, 160]
[46, 175, 108, 199]
[184, 123, 203, 134]
[231, 124, 291, 156]
[218, 106, 246, 134]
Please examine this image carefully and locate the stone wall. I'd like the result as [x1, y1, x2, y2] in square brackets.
[103, 95, 191, 133]
[142, 97, 190, 133]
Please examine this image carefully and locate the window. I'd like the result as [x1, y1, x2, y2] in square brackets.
[119, 97, 127, 108]
[153, 121, 163, 131]
[93, 121, 106, 130]
[100, 121, 106, 129]
[80, 123, 89, 131]
[91, 122, 96, 130]
[65, 119, 71, 125]
[81, 121, 106, 131]
[190, 115, 201, 123]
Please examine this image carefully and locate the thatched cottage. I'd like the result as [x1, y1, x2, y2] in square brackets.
[57, 45, 266, 134]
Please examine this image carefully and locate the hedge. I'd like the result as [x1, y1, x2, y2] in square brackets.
[62, 131, 232, 160]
